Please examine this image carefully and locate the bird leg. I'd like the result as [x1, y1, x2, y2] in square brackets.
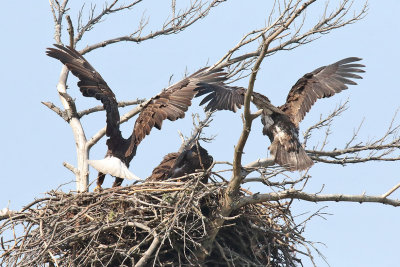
[94, 172, 106, 192]
[112, 177, 124, 188]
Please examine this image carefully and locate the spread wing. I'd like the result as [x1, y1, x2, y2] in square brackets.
[46, 45, 122, 140]
[196, 85, 246, 112]
[196, 85, 285, 115]
[280, 57, 365, 126]
[127, 68, 227, 156]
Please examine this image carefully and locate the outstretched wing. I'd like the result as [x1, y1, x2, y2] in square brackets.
[46, 45, 122, 140]
[280, 57, 365, 126]
[196, 85, 246, 112]
[127, 68, 227, 156]
[196, 84, 285, 115]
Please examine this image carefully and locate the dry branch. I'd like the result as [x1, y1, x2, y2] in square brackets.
[304, 105, 400, 165]
[213, 0, 367, 81]
[77, 99, 146, 118]
[0, 180, 309, 266]
[41, 1, 400, 265]
[78, 0, 226, 55]
[237, 189, 400, 208]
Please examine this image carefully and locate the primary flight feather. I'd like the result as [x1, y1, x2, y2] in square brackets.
[196, 57, 365, 171]
[46, 44, 227, 189]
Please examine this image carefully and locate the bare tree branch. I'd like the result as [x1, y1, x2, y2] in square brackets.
[75, 0, 144, 45]
[198, 1, 320, 260]
[41, 101, 69, 121]
[42, 1, 400, 264]
[86, 99, 151, 149]
[237, 189, 400, 208]
[382, 182, 400, 199]
[77, 99, 146, 118]
[66, 14, 74, 47]
[47, 0, 226, 192]
[178, 111, 215, 153]
[212, 0, 367, 81]
[306, 110, 400, 165]
[63, 161, 78, 175]
[79, 0, 226, 55]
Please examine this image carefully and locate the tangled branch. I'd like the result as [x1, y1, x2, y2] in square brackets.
[0, 180, 314, 266]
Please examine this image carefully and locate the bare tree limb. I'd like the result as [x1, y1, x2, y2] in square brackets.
[198, 1, 319, 260]
[66, 15, 74, 48]
[63, 161, 78, 175]
[77, 99, 146, 118]
[41, 101, 68, 121]
[212, 0, 367, 81]
[178, 111, 215, 153]
[79, 0, 226, 55]
[306, 109, 400, 165]
[229, 0, 315, 210]
[75, 0, 144, 45]
[237, 189, 400, 208]
[47, 0, 227, 192]
[382, 182, 400, 199]
[86, 99, 151, 149]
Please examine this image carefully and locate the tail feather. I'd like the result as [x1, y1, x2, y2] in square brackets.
[270, 141, 313, 171]
[88, 157, 143, 180]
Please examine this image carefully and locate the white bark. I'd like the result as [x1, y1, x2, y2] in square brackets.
[56, 66, 89, 192]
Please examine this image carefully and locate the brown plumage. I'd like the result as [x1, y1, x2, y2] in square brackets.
[147, 142, 213, 183]
[126, 67, 226, 156]
[46, 44, 226, 189]
[196, 57, 365, 171]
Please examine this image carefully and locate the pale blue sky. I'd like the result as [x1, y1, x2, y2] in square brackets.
[1, 1, 399, 266]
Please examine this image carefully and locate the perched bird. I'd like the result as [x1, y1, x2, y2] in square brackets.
[46, 45, 226, 190]
[196, 57, 365, 171]
[147, 141, 213, 183]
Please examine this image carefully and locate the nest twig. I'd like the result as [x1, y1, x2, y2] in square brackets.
[1, 176, 306, 266]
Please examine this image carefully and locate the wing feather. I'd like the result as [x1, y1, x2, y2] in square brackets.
[196, 85, 245, 112]
[280, 57, 365, 125]
[46, 45, 122, 141]
[147, 153, 179, 181]
[126, 68, 227, 156]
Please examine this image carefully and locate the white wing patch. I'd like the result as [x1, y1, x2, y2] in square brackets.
[88, 157, 142, 180]
[275, 126, 287, 142]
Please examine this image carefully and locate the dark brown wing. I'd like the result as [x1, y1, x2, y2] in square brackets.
[46, 45, 122, 140]
[280, 57, 365, 126]
[171, 142, 213, 176]
[196, 85, 285, 116]
[146, 142, 213, 182]
[126, 68, 227, 156]
[196, 85, 245, 112]
[147, 152, 179, 181]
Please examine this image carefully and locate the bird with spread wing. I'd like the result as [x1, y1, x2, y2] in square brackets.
[196, 57, 365, 171]
[46, 45, 226, 190]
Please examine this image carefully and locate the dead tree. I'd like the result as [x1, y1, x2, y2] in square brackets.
[1, 0, 400, 266]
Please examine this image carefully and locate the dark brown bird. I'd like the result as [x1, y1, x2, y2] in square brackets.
[147, 141, 213, 183]
[46, 45, 226, 190]
[196, 57, 365, 171]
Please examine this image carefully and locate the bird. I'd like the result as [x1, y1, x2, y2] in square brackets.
[195, 57, 365, 171]
[147, 141, 213, 183]
[46, 44, 226, 190]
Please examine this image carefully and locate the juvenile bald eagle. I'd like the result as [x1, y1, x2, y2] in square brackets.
[196, 57, 365, 171]
[147, 141, 213, 183]
[46, 45, 226, 190]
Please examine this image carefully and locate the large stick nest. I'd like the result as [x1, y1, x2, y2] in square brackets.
[1, 177, 304, 266]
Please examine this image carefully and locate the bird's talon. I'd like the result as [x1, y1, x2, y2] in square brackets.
[94, 185, 103, 192]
